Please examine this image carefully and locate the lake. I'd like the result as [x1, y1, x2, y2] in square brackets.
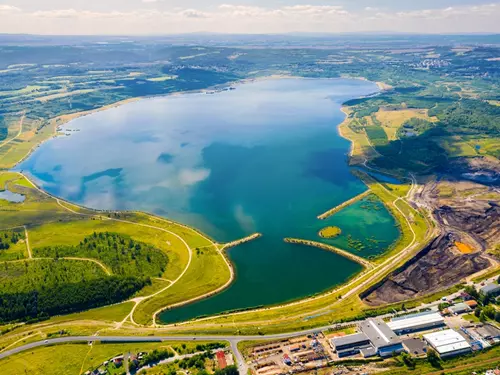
[17, 78, 400, 323]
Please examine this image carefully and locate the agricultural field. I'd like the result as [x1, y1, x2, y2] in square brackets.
[374, 108, 437, 140]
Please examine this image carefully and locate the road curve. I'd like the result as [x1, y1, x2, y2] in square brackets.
[0, 324, 338, 362]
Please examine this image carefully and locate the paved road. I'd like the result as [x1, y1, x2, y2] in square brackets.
[0, 289, 454, 371]
[0, 308, 418, 370]
[0, 325, 338, 370]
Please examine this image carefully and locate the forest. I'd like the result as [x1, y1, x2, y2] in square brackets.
[0, 231, 170, 322]
[0, 275, 149, 323]
[0, 259, 107, 293]
[33, 232, 169, 278]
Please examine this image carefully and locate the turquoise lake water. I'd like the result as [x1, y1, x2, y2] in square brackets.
[17, 78, 400, 323]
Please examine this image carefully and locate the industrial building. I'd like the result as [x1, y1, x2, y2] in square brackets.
[330, 319, 404, 358]
[480, 283, 500, 296]
[448, 303, 471, 315]
[388, 312, 445, 334]
[359, 319, 405, 357]
[423, 329, 472, 358]
[330, 333, 371, 358]
[476, 324, 500, 342]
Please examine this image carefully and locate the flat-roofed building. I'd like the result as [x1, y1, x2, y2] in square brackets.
[423, 329, 472, 358]
[480, 283, 500, 296]
[402, 338, 427, 356]
[388, 312, 445, 334]
[330, 333, 370, 351]
[359, 346, 377, 358]
[359, 319, 405, 357]
[476, 324, 500, 341]
[448, 303, 471, 315]
[330, 333, 372, 358]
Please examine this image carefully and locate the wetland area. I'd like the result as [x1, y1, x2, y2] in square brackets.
[17, 78, 401, 323]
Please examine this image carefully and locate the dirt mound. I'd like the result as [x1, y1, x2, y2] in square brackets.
[436, 202, 499, 250]
[362, 233, 490, 306]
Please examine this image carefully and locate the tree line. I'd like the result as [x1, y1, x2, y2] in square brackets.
[0, 275, 150, 323]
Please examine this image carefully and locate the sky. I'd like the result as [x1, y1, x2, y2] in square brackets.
[0, 1, 499, 35]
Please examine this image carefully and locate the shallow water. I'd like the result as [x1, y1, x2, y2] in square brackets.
[321, 195, 400, 258]
[17, 78, 400, 322]
[0, 189, 25, 203]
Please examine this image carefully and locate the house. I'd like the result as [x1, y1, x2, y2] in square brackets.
[112, 357, 123, 367]
[465, 300, 478, 309]
[448, 303, 471, 315]
[216, 351, 227, 369]
[460, 292, 472, 301]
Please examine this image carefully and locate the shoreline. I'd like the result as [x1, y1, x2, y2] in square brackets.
[8, 74, 383, 172]
[9, 76, 392, 327]
[152, 233, 262, 326]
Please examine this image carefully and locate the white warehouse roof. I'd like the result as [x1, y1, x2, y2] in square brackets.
[423, 329, 471, 355]
[387, 312, 444, 331]
[388, 312, 444, 332]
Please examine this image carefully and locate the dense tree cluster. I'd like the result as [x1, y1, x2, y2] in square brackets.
[397, 118, 434, 138]
[0, 259, 106, 293]
[130, 349, 175, 372]
[426, 348, 441, 369]
[0, 231, 22, 250]
[34, 232, 168, 278]
[214, 366, 239, 375]
[178, 351, 214, 370]
[399, 352, 416, 369]
[439, 100, 500, 135]
[195, 343, 226, 352]
[0, 275, 150, 323]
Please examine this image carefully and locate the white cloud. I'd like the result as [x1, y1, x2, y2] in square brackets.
[0, 3, 499, 34]
[32, 9, 80, 18]
[178, 168, 210, 186]
[392, 3, 498, 20]
[0, 4, 21, 13]
[179, 9, 209, 19]
[233, 204, 256, 233]
[217, 4, 349, 18]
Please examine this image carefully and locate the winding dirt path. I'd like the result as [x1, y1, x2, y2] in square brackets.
[16, 173, 248, 328]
